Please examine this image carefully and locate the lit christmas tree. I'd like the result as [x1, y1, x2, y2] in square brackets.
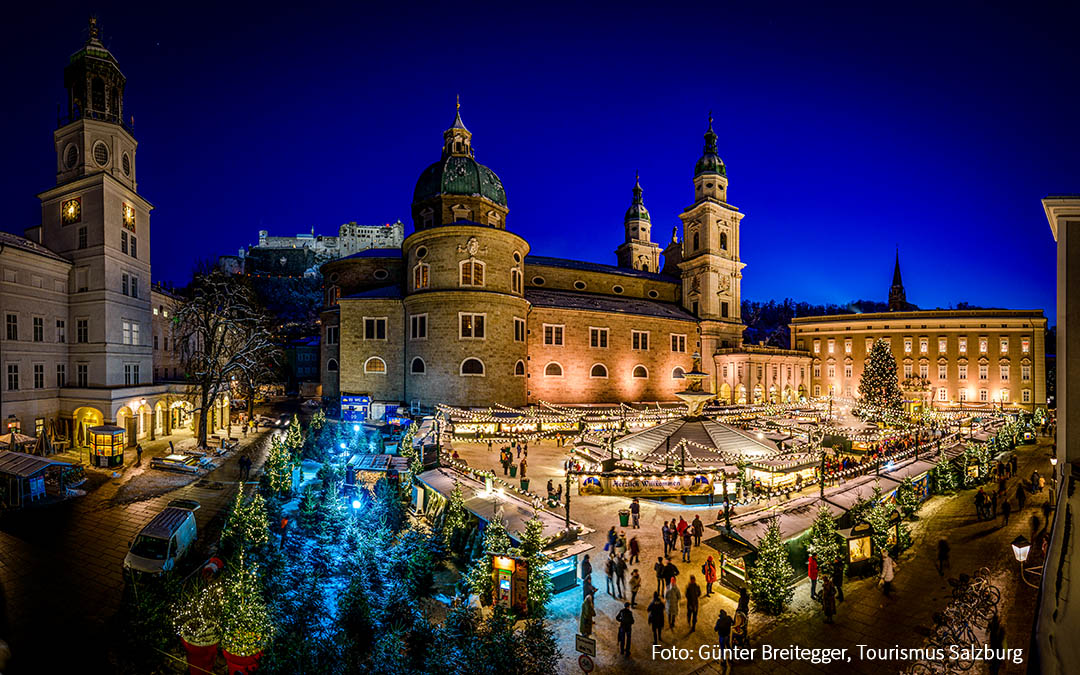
[443, 483, 467, 548]
[310, 408, 326, 430]
[263, 436, 293, 495]
[283, 413, 304, 460]
[858, 338, 904, 419]
[806, 506, 841, 578]
[466, 516, 512, 605]
[221, 550, 272, 658]
[173, 579, 224, 646]
[895, 477, 921, 519]
[516, 517, 552, 617]
[222, 484, 270, 551]
[931, 454, 957, 494]
[749, 518, 795, 615]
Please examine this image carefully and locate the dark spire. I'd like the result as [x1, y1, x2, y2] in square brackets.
[703, 111, 718, 155]
[892, 248, 903, 286]
[889, 248, 907, 311]
[694, 111, 726, 178]
[451, 94, 468, 130]
[624, 172, 650, 223]
[632, 171, 643, 205]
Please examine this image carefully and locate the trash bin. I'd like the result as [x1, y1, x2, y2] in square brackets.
[520, 478, 530, 491]
[618, 509, 630, 527]
[509, 465, 517, 478]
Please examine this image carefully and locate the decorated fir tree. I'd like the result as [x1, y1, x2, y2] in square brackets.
[284, 413, 304, 460]
[173, 579, 224, 646]
[895, 477, 921, 519]
[221, 551, 273, 658]
[310, 408, 326, 430]
[931, 454, 957, 494]
[806, 506, 841, 578]
[516, 517, 553, 617]
[222, 484, 270, 551]
[443, 483, 467, 549]
[749, 518, 795, 615]
[398, 421, 421, 479]
[858, 338, 904, 418]
[863, 489, 893, 555]
[465, 516, 512, 605]
[263, 436, 293, 495]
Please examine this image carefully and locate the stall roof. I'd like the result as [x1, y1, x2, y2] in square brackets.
[416, 467, 592, 543]
[0, 451, 70, 478]
[703, 533, 755, 559]
[615, 418, 779, 470]
[348, 454, 409, 473]
[727, 495, 845, 546]
[877, 458, 937, 485]
[822, 476, 889, 512]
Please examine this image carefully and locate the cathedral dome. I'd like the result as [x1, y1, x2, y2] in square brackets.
[412, 154, 507, 207]
[624, 175, 650, 222]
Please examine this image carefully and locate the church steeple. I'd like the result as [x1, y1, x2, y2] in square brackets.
[615, 173, 660, 272]
[889, 249, 908, 311]
[442, 96, 473, 158]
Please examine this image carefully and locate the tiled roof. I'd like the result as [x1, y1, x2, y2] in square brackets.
[525, 288, 695, 321]
[0, 232, 69, 264]
[339, 248, 402, 260]
[525, 255, 679, 283]
[343, 285, 402, 300]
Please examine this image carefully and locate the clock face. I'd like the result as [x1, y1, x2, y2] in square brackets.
[61, 198, 82, 225]
[122, 203, 136, 230]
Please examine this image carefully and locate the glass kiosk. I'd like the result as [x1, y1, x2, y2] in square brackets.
[89, 425, 126, 468]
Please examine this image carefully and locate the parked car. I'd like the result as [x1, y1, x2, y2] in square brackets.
[124, 499, 201, 577]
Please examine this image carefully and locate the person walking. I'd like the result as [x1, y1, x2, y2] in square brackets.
[677, 516, 689, 539]
[691, 515, 704, 546]
[605, 555, 616, 596]
[681, 529, 692, 563]
[1002, 498, 1012, 525]
[714, 609, 733, 664]
[582, 574, 597, 598]
[685, 576, 701, 632]
[936, 539, 950, 577]
[1011, 455, 1018, 477]
[975, 488, 987, 520]
[629, 536, 640, 564]
[832, 556, 845, 603]
[647, 593, 665, 644]
[1031, 514, 1041, 539]
[662, 522, 672, 556]
[808, 553, 819, 599]
[654, 556, 666, 594]
[663, 557, 680, 587]
[821, 576, 837, 624]
[880, 551, 897, 597]
[135, 443, 143, 464]
[702, 556, 718, 596]
[607, 526, 617, 552]
[630, 569, 642, 607]
[616, 531, 627, 558]
[581, 554, 592, 586]
[613, 602, 633, 658]
[630, 498, 641, 529]
[988, 613, 1006, 675]
[615, 555, 628, 599]
[519, 457, 527, 479]
[1017, 483, 1027, 511]
[579, 592, 596, 637]
[665, 578, 682, 629]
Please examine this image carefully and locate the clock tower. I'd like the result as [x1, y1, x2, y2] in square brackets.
[678, 115, 745, 382]
[37, 18, 153, 392]
[615, 175, 661, 272]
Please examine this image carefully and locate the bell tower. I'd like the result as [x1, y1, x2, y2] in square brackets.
[678, 114, 745, 362]
[615, 174, 661, 272]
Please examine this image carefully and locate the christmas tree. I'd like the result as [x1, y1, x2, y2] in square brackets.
[310, 408, 326, 430]
[862, 488, 893, 555]
[173, 579, 224, 646]
[221, 550, 273, 658]
[858, 338, 904, 419]
[466, 516, 512, 605]
[263, 436, 293, 495]
[284, 413, 304, 460]
[749, 518, 795, 615]
[895, 477, 921, 519]
[931, 454, 957, 494]
[443, 483, 467, 549]
[806, 506, 841, 578]
[222, 484, 270, 551]
[516, 517, 552, 617]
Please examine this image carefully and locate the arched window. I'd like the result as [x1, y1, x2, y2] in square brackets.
[327, 285, 340, 306]
[632, 365, 648, 379]
[91, 77, 105, 112]
[411, 357, 426, 374]
[692, 232, 699, 251]
[720, 232, 727, 250]
[413, 263, 429, 290]
[460, 260, 485, 287]
[326, 358, 339, 372]
[460, 358, 485, 376]
[544, 362, 563, 377]
[590, 363, 608, 378]
[511, 268, 523, 294]
[514, 360, 526, 376]
[672, 367, 685, 379]
[364, 357, 386, 374]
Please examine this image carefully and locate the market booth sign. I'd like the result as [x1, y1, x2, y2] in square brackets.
[578, 473, 712, 497]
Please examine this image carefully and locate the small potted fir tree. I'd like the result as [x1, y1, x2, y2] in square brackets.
[173, 580, 224, 675]
[221, 551, 273, 674]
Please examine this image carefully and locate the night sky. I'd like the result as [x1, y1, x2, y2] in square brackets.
[6, 2, 1077, 324]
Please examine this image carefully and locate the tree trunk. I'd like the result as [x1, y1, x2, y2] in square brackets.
[198, 387, 211, 449]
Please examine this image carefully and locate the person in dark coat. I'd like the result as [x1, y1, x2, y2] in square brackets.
[663, 558, 680, 587]
[681, 529, 693, 562]
[647, 593, 665, 644]
[654, 556, 666, 593]
[630, 498, 641, 528]
[714, 609, 733, 654]
[1002, 498, 1012, 525]
[616, 602, 635, 656]
[937, 539, 950, 577]
[685, 576, 702, 631]
[581, 554, 592, 584]
[691, 515, 704, 546]
[1017, 483, 1027, 511]
[629, 536, 640, 564]
[821, 577, 837, 624]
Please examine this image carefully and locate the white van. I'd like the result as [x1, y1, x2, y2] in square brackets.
[124, 499, 201, 576]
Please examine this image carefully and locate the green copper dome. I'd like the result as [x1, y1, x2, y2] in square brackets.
[413, 155, 507, 207]
[624, 175, 650, 222]
[694, 114, 726, 178]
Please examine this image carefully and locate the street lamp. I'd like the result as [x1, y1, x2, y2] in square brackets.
[1011, 535, 1041, 588]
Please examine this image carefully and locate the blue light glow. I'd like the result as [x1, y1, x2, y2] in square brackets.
[352, 499, 362, 509]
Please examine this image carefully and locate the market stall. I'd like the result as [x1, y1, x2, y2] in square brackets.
[88, 425, 125, 468]
[0, 451, 75, 508]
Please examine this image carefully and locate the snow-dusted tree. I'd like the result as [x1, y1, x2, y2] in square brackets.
[806, 506, 841, 578]
[222, 484, 270, 552]
[466, 517, 512, 605]
[175, 269, 281, 448]
[749, 518, 795, 615]
[858, 338, 903, 418]
[517, 517, 553, 617]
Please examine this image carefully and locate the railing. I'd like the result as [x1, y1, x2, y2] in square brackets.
[57, 109, 135, 134]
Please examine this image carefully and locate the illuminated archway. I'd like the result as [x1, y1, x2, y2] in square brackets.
[719, 382, 732, 404]
[734, 384, 747, 405]
[752, 384, 764, 403]
[72, 406, 104, 447]
[154, 401, 167, 436]
[116, 406, 135, 447]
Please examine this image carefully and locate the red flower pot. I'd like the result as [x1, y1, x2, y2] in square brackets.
[180, 637, 219, 675]
[222, 648, 263, 674]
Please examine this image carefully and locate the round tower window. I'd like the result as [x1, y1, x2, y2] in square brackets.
[513, 252, 521, 263]
[328, 273, 340, 283]
[122, 153, 131, 176]
[64, 144, 79, 169]
[648, 290, 659, 299]
[374, 269, 389, 280]
[574, 281, 586, 291]
[92, 141, 109, 167]
[415, 246, 428, 259]
[612, 285, 624, 294]
[532, 276, 545, 286]
[705, 183, 714, 189]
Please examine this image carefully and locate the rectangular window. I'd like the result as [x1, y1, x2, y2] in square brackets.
[979, 389, 988, 402]
[1021, 338, 1030, 354]
[327, 325, 340, 345]
[130, 236, 137, 259]
[844, 339, 852, 354]
[813, 365, 821, 378]
[844, 364, 853, 379]
[1022, 364, 1031, 381]
[1000, 365, 1009, 381]
[865, 337, 874, 353]
[1022, 389, 1031, 403]
[514, 317, 526, 342]
[903, 338, 912, 353]
[919, 363, 929, 379]
[460, 313, 485, 339]
[77, 364, 88, 388]
[958, 337, 967, 353]
[589, 327, 608, 348]
[56, 320, 65, 343]
[979, 338, 988, 353]
[813, 340, 821, 353]
[722, 365, 728, 378]
[56, 364, 66, 388]
[122, 273, 129, 296]
[1000, 338, 1009, 354]
[33, 364, 44, 389]
[671, 334, 686, 353]
[938, 388, 948, 401]
[154, 335, 159, 350]
[77, 319, 88, 343]
[511, 268, 523, 294]
[363, 317, 387, 340]
[124, 364, 134, 386]
[122, 321, 132, 345]
[6, 364, 17, 391]
[938, 338, 947, 353]
[632, 330, 649, 351]
[459, 260, 485, 287]
[721, 302, 729, 318]
[959, 389, 968, 402]
[410, 315, 427, 340]
[5, 314, 16, 341]
[979, 364, 988, 380]
[827, 338, 835, 354]
[33, 317, 43, 342]
[939, 364, 947, 379]
[903, 363, 913, 378]
[78, 227, 87, 249]
[814, 385, 821, 396]
[826, 364, 835, 378]
[959, 364, 968, 380]
[1000, 389, 1010, 402]
[920, 338, 928, 354]
[543, 324, 564, 346]
[413, 263, 429, 290]
[121, 231, 128, 254]
[131, 276, 139, 298]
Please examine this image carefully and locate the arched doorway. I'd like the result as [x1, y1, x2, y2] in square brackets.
[734, 384, 747, 405]
[155, 401, 167, 436]
[72, 407, 104, 448]
[719, 382, 732, 404]
[783, 386, 795, 403]
[136, 403, 153, 440]
[768, 385, 778, 403]
[170, 401, 193, 432]
[116, 406, 135, 448]
[752, 384, 764, 404]
[797, 384, 807, 401]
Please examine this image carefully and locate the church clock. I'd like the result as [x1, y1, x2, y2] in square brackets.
[61, 197, 81, 225]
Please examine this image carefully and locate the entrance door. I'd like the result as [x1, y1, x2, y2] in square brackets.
[125, 417, 137, 447]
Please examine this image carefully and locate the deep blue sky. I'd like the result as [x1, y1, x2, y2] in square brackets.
[6, 2, 1076, 323]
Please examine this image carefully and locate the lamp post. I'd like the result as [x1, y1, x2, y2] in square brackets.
[1011, 535, 1041, 589]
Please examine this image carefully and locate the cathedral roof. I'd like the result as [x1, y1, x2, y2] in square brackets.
[525, 255, 679, 283]
[413, 155, 507, 207]
[0, 232, 70, 264]
[525, 288, 695, 321]
[339, 247, 403, 260]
